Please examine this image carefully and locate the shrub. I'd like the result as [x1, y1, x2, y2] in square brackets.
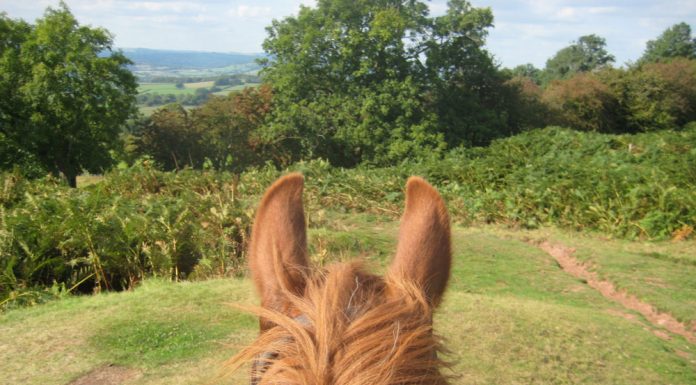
[621, 58, 696, 131]
[542, 73, 624, 133]
[2, 127, 694, 309]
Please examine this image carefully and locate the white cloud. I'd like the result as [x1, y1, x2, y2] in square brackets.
[587, 6, 618, 15]
[526, 0, 565, 15]
[126, 1, 204, 13]
[555, 6, 577, 19]
[192, 13, 216, 23]
[228, 4, 273, 18]
[505, 22, 557, 38]
[132, 14, 182, 24]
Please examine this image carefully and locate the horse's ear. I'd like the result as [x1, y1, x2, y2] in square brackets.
[388, 177, 451, 307]
[248, 173, 308, 330]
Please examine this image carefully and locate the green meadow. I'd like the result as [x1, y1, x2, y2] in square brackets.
[1, 212, 694, 384]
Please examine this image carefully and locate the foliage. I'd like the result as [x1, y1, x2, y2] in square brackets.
[0, 3, 137, 187]
[505, 63, 542, 85]
[502, 76, 549, 132]
[132, 105, 202, 170]
[2, 127, 694, 309]
[0, 161, 252, 308]
[193, 85, 274, 172]
[542, 72, 625, 133]
[537, 58, 696, 133]
[260, 0, 521, 165]
[619, 58, 696, 131]
[131, 85, 274, 172]
[543, 34, 615, 83]
[640, 22, 696, 64]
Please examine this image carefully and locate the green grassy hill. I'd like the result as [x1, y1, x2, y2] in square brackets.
[2, 215, 694, 384]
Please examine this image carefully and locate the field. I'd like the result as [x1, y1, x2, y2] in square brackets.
[136, 81, 260, 116]
[137, 82, 256, 96]
[212, 82, 260, 96]
[1, 210, 694, 384]
[138, 104, 196, 117]
[136, 81, 261, 115]
[138, 83, 197, 95]
[133, 63, 262, 80]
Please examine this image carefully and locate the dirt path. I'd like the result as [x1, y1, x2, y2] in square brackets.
[68, 364, 141, 385]
[536, 241, 696, 345]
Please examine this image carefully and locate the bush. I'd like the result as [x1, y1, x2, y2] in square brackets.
[621, 58, 696, 131]
[0, 162, 252, 308]
[542, 73, 624, 133]
[2, 127, 694, 309]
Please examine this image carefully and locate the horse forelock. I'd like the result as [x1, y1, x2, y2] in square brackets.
[227, 261, 449, 385]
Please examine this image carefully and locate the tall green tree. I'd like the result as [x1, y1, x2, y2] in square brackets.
[260, 0, 504, 165]
[133, 104, 201, 170]
[0, 3, 137, 187]
[0, 14, 34, 173]
[640, 22, 696, 63]
[544, 34, 615, 83]
[423, 1, 518, 146]
[193, 85, 273, 172]
[506, 63, 542, 85]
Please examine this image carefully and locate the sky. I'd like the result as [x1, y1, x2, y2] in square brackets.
[1, 0, 695, 68]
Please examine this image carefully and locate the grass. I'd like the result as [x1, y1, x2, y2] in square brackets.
[76, 173, 104, 188]
[136, 82, 261, 112]
[138, 83, 196, 95]
[137, 82, 260, 97]
[510, 227, 696, 327]
[0, 279, 257, 384]
[138, 104, 196, 116]
[212, 83, 260, 96]
[1, 213, 695, 384]
[185, 81, 214, 89]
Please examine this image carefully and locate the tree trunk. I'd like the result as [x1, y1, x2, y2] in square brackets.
[67, 173, 77, 188]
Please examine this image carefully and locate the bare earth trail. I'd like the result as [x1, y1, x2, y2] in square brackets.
[68, 364, 141, 385]
[535, 240, 696, 344]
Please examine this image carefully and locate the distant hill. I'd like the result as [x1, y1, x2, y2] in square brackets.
[121, 48, 265, 80]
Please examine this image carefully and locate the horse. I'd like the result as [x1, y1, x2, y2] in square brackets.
[227, 173, 452, 385]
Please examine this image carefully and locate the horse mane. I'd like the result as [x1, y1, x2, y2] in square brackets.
[227, 173, 452, 384]
[225, 261, 449, 385]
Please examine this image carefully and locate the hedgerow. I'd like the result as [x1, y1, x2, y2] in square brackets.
[1, 127, 694, 309]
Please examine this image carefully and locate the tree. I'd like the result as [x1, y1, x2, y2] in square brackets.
[542, 72, 624, 133]
[423, 1, 520, 146]
[640, 22, 696, 63]
[260, 0, 503, 165]
[544, 34, 615, 83]
[0, 3, 137, 187]
[506, 63, 542, 85]
[618, 58, 696, 131]
[133, 104, 202, 170]
[504, 76, 549, 131]
[132, 86, 275, 173]
[0, 14, 35, 173]
[194, 85, 273, 172]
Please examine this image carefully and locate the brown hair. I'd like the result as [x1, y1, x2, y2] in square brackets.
[227, 173, 452, 385]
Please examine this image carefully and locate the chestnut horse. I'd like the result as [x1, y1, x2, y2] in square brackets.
[227, 173, 451, 385]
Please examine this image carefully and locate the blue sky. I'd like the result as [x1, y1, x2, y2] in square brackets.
[1, 0, 694, 68]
